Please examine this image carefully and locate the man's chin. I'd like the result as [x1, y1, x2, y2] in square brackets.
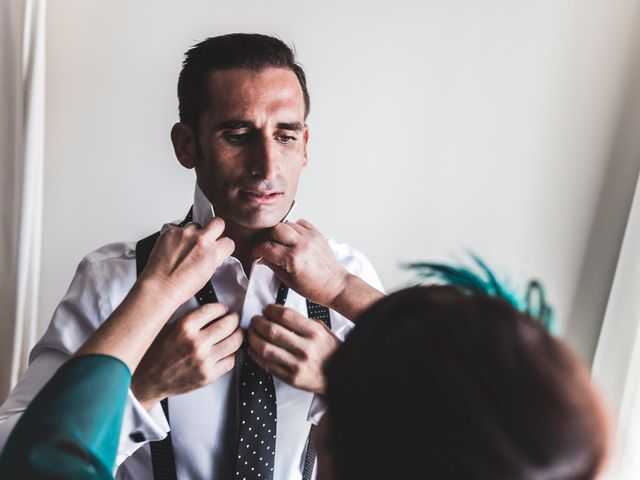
[229, 212, 285, 232]
[238, 203, 293, 228]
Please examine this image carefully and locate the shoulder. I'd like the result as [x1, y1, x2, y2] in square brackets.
[80, 221, 176, 272]
[327, 238, 370, 266]
[75, 221, 180, 299]
[31, 242, 140, 357]
[69, 240, 143, 312]
[73, 217, 189, 292]
[326, 238, 384, 293]
[76, 241, 138, 281]
[83, 241, 137, 265]
[68, 241, 139, 296]
[80, 219, 181, 269]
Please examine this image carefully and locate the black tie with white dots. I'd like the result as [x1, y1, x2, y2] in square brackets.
[234, 283, 289, 480]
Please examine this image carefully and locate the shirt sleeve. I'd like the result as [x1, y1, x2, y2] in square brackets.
[0, 251, 170, 464]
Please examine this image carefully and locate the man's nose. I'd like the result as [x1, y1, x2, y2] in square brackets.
[249, 136, 279, 181]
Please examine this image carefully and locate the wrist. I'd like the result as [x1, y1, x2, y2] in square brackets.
[312, 378, 327, 395]
[329, 272, 357, 313]
[331, 273, 384, 321]
[131, 377, 163, 411]
[135, 274, 185, 311]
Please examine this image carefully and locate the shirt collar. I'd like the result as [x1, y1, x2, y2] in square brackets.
[191, 183, 297, 227]
[192, 183, 216, 226]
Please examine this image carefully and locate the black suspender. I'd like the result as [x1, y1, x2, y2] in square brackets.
[135, 211, 330, 480]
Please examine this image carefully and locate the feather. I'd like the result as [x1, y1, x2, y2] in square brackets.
[403, 252, 554, 332]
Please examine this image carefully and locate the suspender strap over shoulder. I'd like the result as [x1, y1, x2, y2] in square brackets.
[136, 231, 178, 480]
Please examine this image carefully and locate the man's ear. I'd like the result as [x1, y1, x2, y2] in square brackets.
[171, 122, 199, 169]
[302, 125, 309, 168]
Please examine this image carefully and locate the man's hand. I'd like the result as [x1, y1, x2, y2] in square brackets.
[253, 220, 349, 308]
[139, 218, 235, 306]
[253, 219, 385, 321]
[247, 304, 340, 394]
[131, 303, 243, 410]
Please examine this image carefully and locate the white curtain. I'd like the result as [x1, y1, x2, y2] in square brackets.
[0, 0, 45, 401]
[591, 40, 640, 475]
[593, 171, 640, 478]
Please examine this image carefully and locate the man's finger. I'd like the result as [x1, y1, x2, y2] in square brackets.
[262, 304, 317, 337]
[283, 222, 307, 236]
[210, 327, 244, 360]
[201, 312, 241, 345]
[259, 259, 291, 285]
[296, 219, 317, 232]
[206, 352, 237, 380]
[270, 223, 300, 246]
[248, 345, 295, 380]
[249, 315, 306, 355]
[253, 241, 292, 268]
[183, 303, 230, 331]
[247, 328, 299, 368]
[201, 216, 226, 239]
[213, 237, 235, 260]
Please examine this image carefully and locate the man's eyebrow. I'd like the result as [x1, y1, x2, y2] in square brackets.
[214, 120, 304, 131]
[277, 122, 304, 131]
[216, 119, 255, 130]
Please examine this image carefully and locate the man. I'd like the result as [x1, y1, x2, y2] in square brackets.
[0, 33, 384, 479]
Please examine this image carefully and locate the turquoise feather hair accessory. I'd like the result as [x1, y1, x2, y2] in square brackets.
[404, 252, 554, 332]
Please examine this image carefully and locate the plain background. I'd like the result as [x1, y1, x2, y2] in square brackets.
[41, 0, 640, 364]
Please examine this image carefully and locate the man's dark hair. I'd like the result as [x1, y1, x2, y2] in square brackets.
[177, 33, 310, 131]
[323, 286, 607, 479]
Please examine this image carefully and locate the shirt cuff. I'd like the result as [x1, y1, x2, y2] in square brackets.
[307, 393, 327, 425]
[115, 390, 170, 465]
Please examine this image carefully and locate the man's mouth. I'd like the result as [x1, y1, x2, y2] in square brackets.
[240, 190, 283, 205]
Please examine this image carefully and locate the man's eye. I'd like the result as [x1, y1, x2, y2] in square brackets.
[224, 132, 249, 144]
[277, 135, 296, 144]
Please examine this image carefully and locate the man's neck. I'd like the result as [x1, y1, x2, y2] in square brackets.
[224, 222, 271, 277]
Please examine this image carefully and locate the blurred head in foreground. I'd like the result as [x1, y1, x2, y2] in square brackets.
[316, 285, 609, 479]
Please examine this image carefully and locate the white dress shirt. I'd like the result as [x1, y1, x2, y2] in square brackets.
[0, 185, 383, 480]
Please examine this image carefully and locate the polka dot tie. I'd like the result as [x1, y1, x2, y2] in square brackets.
[234, 283, 288, 480]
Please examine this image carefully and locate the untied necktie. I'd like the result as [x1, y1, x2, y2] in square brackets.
[233, 283, 289, 480]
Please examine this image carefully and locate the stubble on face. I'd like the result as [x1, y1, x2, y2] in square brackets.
[195, 68, 308, 237]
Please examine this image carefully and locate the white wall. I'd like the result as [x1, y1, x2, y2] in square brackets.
[42, 0, 640, 363]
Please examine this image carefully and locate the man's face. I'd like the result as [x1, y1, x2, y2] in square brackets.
[194, 67, 308, 232]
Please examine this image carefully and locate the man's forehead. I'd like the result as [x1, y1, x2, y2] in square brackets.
[205, 67, 305, 116]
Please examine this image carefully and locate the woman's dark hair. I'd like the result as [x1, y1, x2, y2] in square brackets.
[177, 33, 310, 132]
[323, 286, 607, 479]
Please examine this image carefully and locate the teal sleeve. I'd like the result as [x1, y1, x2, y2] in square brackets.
[0, 354, 132, 480]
